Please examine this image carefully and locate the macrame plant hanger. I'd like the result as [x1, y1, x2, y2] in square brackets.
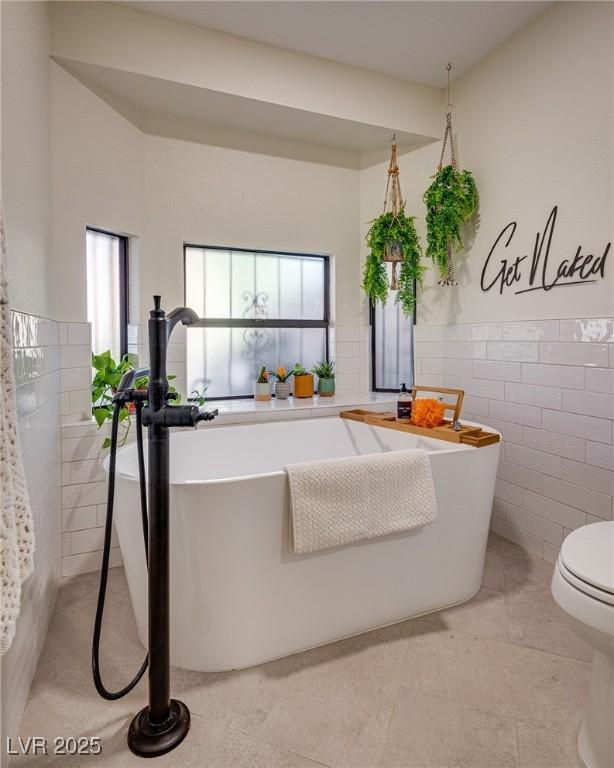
[438, 63, 457, 286]
[382, 134, 404, 290]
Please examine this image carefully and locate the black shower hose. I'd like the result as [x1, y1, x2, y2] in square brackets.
[92, 399, 149, 700]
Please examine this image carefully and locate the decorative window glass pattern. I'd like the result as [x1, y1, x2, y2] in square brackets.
[185, 246, 329, 398]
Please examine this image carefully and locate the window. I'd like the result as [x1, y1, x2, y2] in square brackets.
[86, 228, 129, 360]
[371, 300, 414, 391]
[185, 245, 329, 399]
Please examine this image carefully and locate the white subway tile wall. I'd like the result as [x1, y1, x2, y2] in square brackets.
[3, 312, 61, 750]
[414, 317, 614, 561]
[59, 321, 125, 576]
[59, 416, 126, 576]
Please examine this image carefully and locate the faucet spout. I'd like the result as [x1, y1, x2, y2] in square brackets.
[166, 306, 199, 340]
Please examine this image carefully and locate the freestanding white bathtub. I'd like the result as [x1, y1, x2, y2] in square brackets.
[112, 416, 500, 672]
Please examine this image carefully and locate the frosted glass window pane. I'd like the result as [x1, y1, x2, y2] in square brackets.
[254, 254, 280, 319]
[185, 246, 328, 398]
[301, 258, 325, 319]
[231, 251, 256, 319]
[373, 300, 413, 390]
[185, 248, 205, 316]
[187, 327, 326, 398]
[86, 230, 122, 360]
[185, 247, 326, 321]
[205, 249, 230, 317]
[278, 257, 301, 318]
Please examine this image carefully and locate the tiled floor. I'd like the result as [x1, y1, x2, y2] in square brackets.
[13, 533, 590, 768]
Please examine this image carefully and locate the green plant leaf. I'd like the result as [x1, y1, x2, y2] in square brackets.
[93, 406, 111, 428]
[312, 360, 335, 378]
[102, 437, 112, 450]
[423, 165, 478, 279]
[362, 206, 423, 317]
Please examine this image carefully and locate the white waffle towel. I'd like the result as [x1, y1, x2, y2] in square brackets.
[286, 449, 437, 554]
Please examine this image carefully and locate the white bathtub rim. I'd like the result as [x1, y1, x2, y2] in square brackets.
[105, 418, 500, 486]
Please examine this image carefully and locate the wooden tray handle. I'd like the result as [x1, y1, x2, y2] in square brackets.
[411, 385, 464, 422]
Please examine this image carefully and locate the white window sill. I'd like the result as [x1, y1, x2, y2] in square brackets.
[208, 392, 396, 425]
[63, 392, 395, 433]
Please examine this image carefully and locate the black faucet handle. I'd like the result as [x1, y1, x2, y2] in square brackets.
[196, 408, 218, 424]
[197, 408, 219, 421]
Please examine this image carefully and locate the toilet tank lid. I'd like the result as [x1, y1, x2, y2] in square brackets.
[560, 521, 614, 595]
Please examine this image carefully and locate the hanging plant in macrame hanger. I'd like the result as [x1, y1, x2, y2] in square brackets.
[362, 136, 423, 317]
[424, 64, 478, 286]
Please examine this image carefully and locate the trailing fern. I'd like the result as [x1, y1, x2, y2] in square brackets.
[423, 165, 478, 280]
[362, 207, 424, 317]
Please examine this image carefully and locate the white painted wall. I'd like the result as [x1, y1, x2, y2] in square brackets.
[1, 0, 52, 318]
[50, 68, 363, 335]
[430, 0, 614, 324]
[50, 63, 144, 322]
[142, 134, 360, 322]
[361, 3, 614, 326]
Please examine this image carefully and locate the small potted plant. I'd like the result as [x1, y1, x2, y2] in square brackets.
[293, 364, 314, 398]
[254, 366, 272, 401]
[268, 366, 296, 399]
[312, 360, 335, 397]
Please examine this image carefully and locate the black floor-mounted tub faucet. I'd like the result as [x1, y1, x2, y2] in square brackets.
[92, 295, 216, 759]
[129, 297, 216, 757]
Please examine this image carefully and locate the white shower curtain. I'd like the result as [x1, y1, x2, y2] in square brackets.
[0, 201, 35, 655]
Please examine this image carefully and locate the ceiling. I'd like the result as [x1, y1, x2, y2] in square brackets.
[58, 58, 434, 167]
[120, 1, 551, 87]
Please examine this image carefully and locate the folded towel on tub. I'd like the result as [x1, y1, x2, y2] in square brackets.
[285, 449, 437, 554]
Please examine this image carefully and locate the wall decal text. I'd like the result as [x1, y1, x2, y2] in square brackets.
[480, 206, 611, 295]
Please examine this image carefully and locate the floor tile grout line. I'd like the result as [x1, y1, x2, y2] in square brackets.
[187, 707, 335, 768]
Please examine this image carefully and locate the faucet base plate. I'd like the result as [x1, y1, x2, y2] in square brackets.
[127, 699, 190, 758]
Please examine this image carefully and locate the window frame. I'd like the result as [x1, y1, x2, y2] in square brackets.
[370, 291, 416, 394]
[183, 243, 331, 400]
[86, 226, 129, 360]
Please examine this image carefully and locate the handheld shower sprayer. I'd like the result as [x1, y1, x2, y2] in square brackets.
[92, 296, 217, 758]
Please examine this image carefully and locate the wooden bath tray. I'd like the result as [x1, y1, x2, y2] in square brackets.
[340, 387, 499, 448]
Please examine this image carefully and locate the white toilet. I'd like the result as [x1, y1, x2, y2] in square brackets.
[551, 521, 614, 768]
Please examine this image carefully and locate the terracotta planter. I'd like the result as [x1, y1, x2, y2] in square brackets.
[254, 382, 272, 401]
[317, 377, 335, 397]
[275, 381, 291, 399]
[293, 373, 314, 398]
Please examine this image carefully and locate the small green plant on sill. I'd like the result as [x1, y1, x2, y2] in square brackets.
[91, 350, 179, 449]
[256, 366, 269, 383]
[423, 165, 478, 281]
[362, 206, 424, 317]
[188, 388, 207, 407]
[292, 364, 309, 377]
[311, 360, 335, 379]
